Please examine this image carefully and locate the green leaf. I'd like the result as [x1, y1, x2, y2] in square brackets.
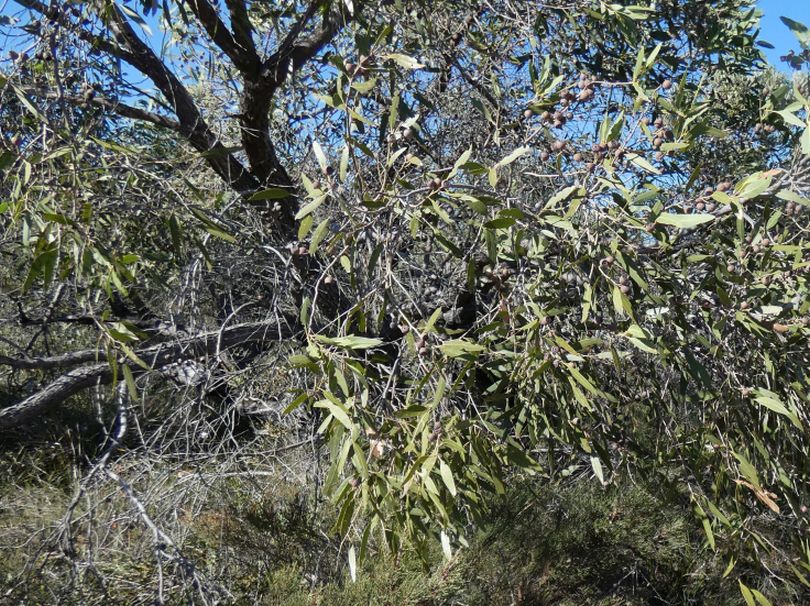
[590, 456, 605, 484]
[702, 517, 716, 550]
[627, 153, 661, 174]
[249, 188, 291, 200]
[777, 189, 810, 207]
[751, 589, 774, 606]
[298, 214, 313, 240]
[314, 399, 354, 431]
[495, 146, 530, 168]
[739, 581, 756, 606]
[351, 77, 377, 93]
[204, 225, 236, 243]
[309, 218, 330, 254]
[122, 365, 139, 400]
[438, 460, 457, 496]
[545, 185, 584, 209]
[312, 140, 328, 173]
[439, 530, 453, 561]
[752, 389, 802, 429]
[660, 141, 689, 152]
[347, 545, 357, 582]
[339, 145, 350, 182]
[484, 217, 515, 229]
[296, 194, 326, 220]
[780, 16, 810, 49]
[385, 53, 425, 69]
[316, 335, 384, 350]
[439, 339, 486, 357]
[655, 213, 714, 228]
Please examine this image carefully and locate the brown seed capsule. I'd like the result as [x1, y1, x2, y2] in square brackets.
[541, 110, 551, 121]
[772, 323, 789, 334]
[760, 238, 770, 247]
[696, 201, 705, 211]
[706, 203, 716, 212]
[641, 116, 652, 126]
[661, 79, 673, 90]
[740, 301, 750, 310]
[605, 255, 615, 265]
[345, 61, 355, 73]
[585, 162, 595, 171]
[717, 181, 732, 192]
[608, 140, 619, 149]
[524, 109, 534, 119]
[297, 246, 308, 256]
[573, 152, 584, 162]
[620, 284, 630, 294]
[323, 275, 334, 284]
[654, 117, 664, 128]
[402, 127, 413, 139]
[552, 140, 566, 151]
[653, 137, 663, 148]
[726, 263, 735, 273]
[703, 186, 714, 196]
[540, 151, 551, 161]
[655, 151, 665, 162]
[430, 177, 443, 190]
[645, 222, 655, 233]
[577, 88, 594, 101]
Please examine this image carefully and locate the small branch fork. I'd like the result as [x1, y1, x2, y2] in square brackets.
[11, 0, 357, 236]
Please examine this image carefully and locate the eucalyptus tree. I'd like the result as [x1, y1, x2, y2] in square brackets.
[1, 0, 809, 602]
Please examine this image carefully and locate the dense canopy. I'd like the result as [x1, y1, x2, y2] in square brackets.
[1, 0, 809, 603]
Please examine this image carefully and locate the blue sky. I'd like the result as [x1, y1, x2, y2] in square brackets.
[756, 0, 810, 67]
[2, 2, 810, 70]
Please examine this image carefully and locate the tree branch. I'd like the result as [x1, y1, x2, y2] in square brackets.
[0, 320, 297, 430]
[11, 0, 137, 64]
[24, 88, 183, 131]
[224, 0, 258, 60]
[103, 2, 261, 194]
[182, 0, 260, 72]
[236, 0, 356, 232]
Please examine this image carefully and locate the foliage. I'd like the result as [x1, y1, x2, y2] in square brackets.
[1, 0, 809, 603]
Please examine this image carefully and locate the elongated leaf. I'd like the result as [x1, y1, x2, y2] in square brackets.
[439, 339, 486, 357]
[314, 399, 354, 431]
[386, 53, 424, 69]
[655, 213, 714, 228]
[250, 188, 290, 200]
[439, 460, 457, 496]
[781, 16, 810, 48]
[316, 335, 383, 349]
